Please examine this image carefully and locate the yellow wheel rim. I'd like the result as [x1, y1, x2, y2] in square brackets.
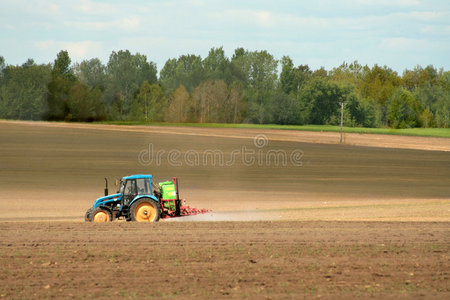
[134, 202, 157, 222]
[93, 211, 110, 222]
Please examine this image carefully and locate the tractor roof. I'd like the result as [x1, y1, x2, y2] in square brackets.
[122, 174, 153, 180]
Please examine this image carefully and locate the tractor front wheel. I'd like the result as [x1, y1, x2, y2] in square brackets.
[84, 208, 94, 222]
[90, 208, 112, 222]
[130, 199, 161, 222]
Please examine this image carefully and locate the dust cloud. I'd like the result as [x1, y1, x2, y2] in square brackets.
[163, 210, 282, 222]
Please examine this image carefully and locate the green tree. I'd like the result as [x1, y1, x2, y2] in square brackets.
[160, 54, 204, 95]
[345, 96, 376, 127]
[74, 58, 107, 90]
[329, 61, 364, 91]
[360, 65, 401, 125]
[108, 94, 125, 121]
[46, 50, 75, 120]
[402, 67, 422, 91]
[280, 56, 296, 95]
[0, 62, 51, 120]
[52, 51, 74, 79]
[434, 95, 450, 127]
[312, 67, 327, 78]
[246, 50, 278, 123]
[191, 80, 229, 123]
[402, 65, 439, 92]
[361, 65, 400, 104]
[420, 108, 434, 128]
[438, 70, 450, 93]
[387, 87, 423, 128]
[230, 48, 251, 87]
[66, 83, 105, 121]
[159, 58, 177, 95]
[130, 82, 166, 122]
[228, 82, 246, 123]
[47, 50, 105, 121]
[22, 58, 36, 69]
[416, 72, 449, 128]
[0, 56, 4, 93]
[299, 78, 351, 125]
[271, 88, 299, 125]
[203, 47, 231, 83]
[414, 85, 444, 114]
[105, 50, 157, 117]
[434, 70, 450, 127]
[295, 65, 313, 90]
[165, 85, 191, 122]
[0, 56, 5, 74]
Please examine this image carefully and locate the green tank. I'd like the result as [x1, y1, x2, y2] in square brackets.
[159, 181, 177, 210]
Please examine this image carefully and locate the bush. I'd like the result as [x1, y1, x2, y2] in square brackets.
[387, 88, 423, 128]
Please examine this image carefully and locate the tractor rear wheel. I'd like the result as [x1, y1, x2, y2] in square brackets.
[90, 208, 112, 222]
[130, 198, 161, 222]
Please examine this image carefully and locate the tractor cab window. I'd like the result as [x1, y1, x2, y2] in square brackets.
[124, 180, 137, 196]
[118, 180, 125, 194]
[122, 179, 137, 206]
[136, 178, 150, 195]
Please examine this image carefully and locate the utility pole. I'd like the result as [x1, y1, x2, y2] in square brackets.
[339, 102, 345, 144]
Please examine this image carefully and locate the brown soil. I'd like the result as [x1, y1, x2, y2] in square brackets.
[0, 120, 449, 298]
[0, 221, 448, 299]
[2, 120, 450, 151]
[0, 120, 448, 221]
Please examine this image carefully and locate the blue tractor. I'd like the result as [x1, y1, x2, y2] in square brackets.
[85, 174, 208, 222]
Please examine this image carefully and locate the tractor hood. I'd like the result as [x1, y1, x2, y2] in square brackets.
[93, 193, 121, 207]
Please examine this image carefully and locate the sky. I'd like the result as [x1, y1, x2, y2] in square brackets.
[1, 0, 449, 73]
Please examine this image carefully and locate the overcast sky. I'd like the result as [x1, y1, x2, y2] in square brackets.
[1, 0, 449, 73]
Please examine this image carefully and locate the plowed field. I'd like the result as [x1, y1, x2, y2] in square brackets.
[0, 121, 449, 299]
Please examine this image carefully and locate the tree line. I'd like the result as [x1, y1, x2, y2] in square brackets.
[0, 48, 448, 128]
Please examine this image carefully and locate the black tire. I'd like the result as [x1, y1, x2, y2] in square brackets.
[85, 208, 94, 222]
[89, 207, 112, 222]
[129, 198, 161, 222]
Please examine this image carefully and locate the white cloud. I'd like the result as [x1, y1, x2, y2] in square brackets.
[187, 0, 206, 6]
[211, 7, 449, 44]
[407, 11, 447, 20]
[214, 10, 273, 27]
[65, 16, 141, 31]
[48, 4, 60, 14]
[352, 0, 419, 6]
[77, 0, 118, 15]
[1, 0, 62, 16]
[254, 11, 272, 26]
[381, 37, 423, 49]
[420, 24, 450, 35]
[2, 0, 449, 71]
[35, 40, 56, 51]
[213, 10, 329, 29]
[63, 41, 103, 61]
[35, 40, 104, 62]
[394, 0, 420, 5]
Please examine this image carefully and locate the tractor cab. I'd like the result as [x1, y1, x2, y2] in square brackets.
[119, 175, 153, 207]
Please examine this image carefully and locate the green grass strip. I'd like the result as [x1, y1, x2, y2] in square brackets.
[94, 121, 450, 138]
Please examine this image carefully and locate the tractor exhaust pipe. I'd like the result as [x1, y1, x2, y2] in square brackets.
[104, 178, 108, 196]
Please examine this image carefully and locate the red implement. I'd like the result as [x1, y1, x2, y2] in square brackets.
[160, 199, 210, 219]
[180, 205, 210, 216]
